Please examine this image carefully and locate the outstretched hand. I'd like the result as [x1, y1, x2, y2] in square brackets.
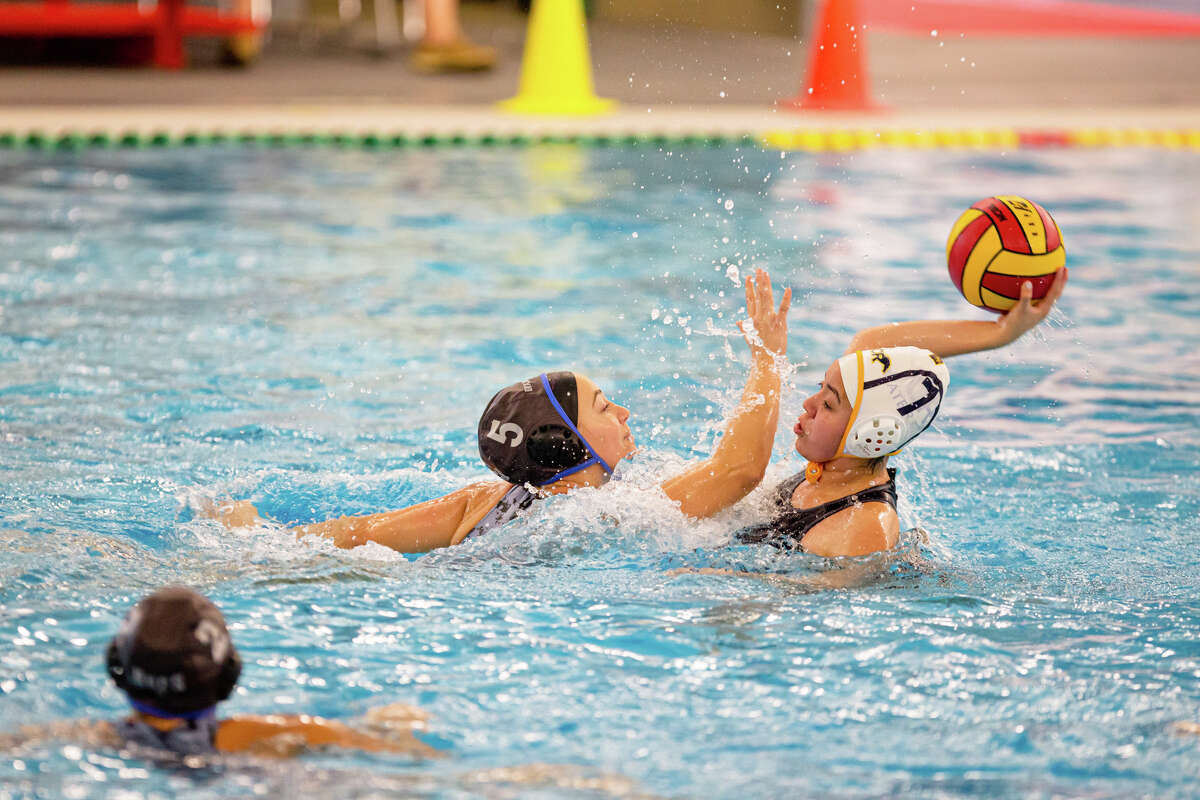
[202, 499, 262, 529]
[739, 268, 792, 357]
[998, 266, 1068, 344]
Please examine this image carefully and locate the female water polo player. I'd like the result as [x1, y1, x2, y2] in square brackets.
[218, 269, 793, 550]
[735, 268, 1068, 558]
[221, 266, 1065, 558]
[0, 587, 435, 758]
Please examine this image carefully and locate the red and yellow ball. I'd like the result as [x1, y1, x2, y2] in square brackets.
[947, 196, 1065, 313]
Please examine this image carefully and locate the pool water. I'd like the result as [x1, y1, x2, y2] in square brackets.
[1, 143, 1198, 799]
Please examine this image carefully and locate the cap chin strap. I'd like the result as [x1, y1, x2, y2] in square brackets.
[834, 350, 867, 459]
[129, 697, 216, 722]
[537, 373, 614, 486]
[804, 350, 864, 484]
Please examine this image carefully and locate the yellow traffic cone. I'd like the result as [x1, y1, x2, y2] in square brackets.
[499, 0, 615, 116]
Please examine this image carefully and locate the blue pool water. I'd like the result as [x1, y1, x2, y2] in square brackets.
[1, 143, 1198, 798]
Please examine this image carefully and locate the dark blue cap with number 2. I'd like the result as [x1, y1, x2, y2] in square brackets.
[478, 372, 613, 486]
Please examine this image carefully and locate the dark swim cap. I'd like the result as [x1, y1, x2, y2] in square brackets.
[106, 587, 241, 718]
[478, 371, 614, 486]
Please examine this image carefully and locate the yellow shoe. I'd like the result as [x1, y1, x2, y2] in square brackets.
[410, 39, 497, 73]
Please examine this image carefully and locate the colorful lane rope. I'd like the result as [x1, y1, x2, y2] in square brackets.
[0, 129, 1196, 150]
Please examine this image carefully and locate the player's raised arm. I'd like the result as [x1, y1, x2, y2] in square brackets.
[660, 269, 791, 519]
[852, 195, 1068, 358]
[846, 267, 1067, 358]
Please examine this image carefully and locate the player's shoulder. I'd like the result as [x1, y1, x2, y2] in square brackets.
[802, 501, 899, 558]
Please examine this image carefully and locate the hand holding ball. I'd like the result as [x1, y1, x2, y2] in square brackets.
[947, 196, 1065, 313]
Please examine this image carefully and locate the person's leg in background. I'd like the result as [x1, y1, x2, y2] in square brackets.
[412, 0, 496, 71]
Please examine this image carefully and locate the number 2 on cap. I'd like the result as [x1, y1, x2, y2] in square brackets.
[486, 420, 524, 447]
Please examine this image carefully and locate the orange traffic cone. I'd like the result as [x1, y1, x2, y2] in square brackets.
[780, 0, 878, 112]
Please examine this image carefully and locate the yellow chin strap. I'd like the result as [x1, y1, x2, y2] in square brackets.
[807, 351, 867, 484]
[834, 350, 866, 459]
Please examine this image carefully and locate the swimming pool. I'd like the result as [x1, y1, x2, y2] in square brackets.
[1, 142, 1198, 798]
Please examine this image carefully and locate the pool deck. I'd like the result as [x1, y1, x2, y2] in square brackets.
[2, 4, 1199, 139]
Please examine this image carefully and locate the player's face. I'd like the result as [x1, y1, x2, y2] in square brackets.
[793, 362, 854, 462]
[574, 374, 636, 467]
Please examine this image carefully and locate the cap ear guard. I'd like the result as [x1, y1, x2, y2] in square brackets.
[214, 648, 241, 704]
[844, 414, 904, 458]
[106, 604, 144, 693]
[106, 634, 129, 689]
[527, 424, 588, 471]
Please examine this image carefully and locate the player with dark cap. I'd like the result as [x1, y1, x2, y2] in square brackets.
[248, 269, 794, 553]
[106, 585, 242, 754]
[0, 587, 436, 758]
[222, 262, 1065, 559]
[477, 371, 614, 488]
[461, 370, 618, 542]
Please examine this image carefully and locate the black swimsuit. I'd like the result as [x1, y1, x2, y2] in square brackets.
[737, 469, 898, 551]
[459, 484, 538, 542]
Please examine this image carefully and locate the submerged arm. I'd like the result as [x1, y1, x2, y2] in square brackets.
[661, 269, 791, 519]
[847, 268, 1068, 357]
[0, 720, 121, 751]
[671, 552, 893, 592]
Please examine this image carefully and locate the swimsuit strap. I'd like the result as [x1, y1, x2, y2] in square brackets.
[770, 472, 807, 508]
[738, 469, 898, 550]
[460, 483, 538, 542]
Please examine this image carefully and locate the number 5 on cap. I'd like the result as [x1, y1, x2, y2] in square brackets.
[486, 420, 524, 447]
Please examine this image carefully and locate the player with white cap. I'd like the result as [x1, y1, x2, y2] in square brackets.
[739, 269, 1067, 557]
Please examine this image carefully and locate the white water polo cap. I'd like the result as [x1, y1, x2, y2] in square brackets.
[834, 346, 949, 459]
